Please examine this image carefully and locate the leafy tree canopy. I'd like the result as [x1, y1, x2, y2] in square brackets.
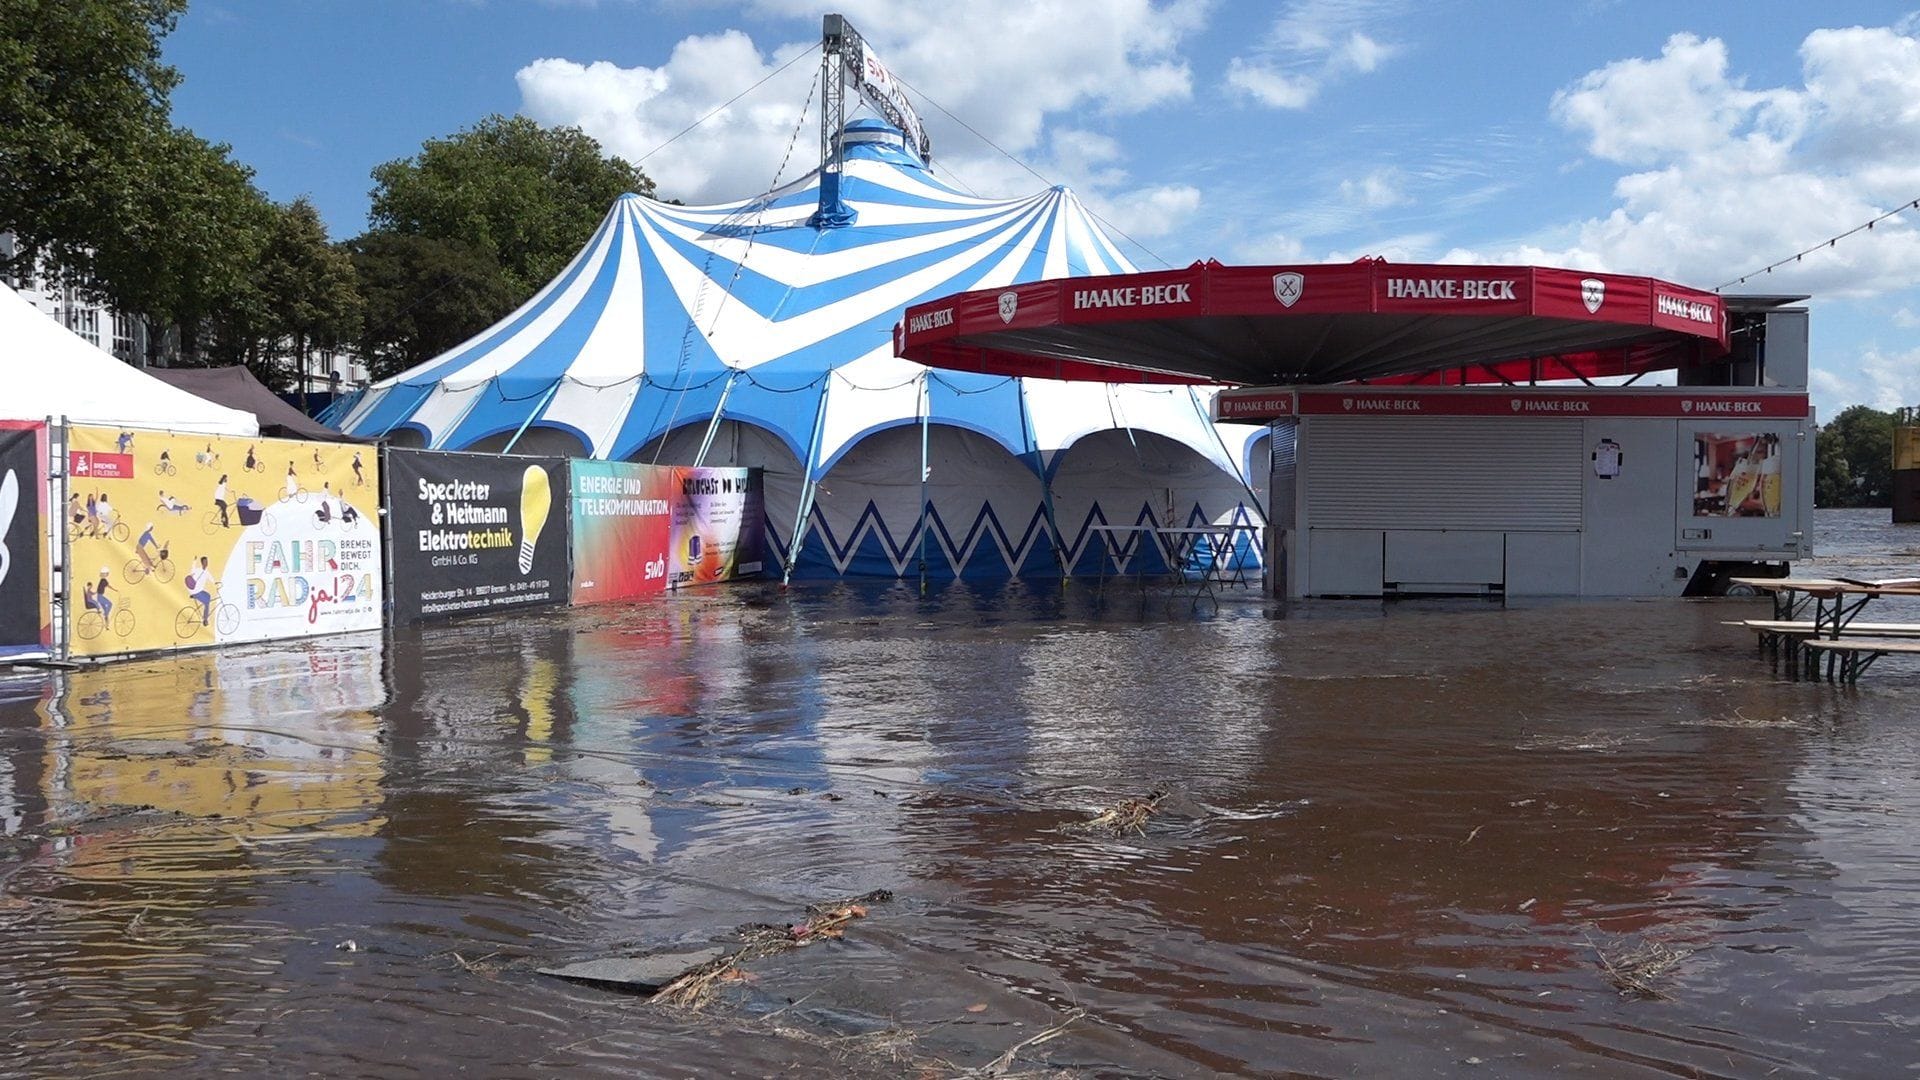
[0, 0, 187, 288]
[346, 231, 517, 382]
[1816, 404, 1896, 507]
[367, 114, 654, 300]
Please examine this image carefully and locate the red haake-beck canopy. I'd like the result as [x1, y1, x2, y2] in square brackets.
[893, 259, 1730, 387]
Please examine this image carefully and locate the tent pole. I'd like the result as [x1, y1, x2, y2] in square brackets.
[692, 371, 742, 467]
[780, 377, 832, 586]
[1016, 379, 1069, 581]
[427, 381, 491, 450]
[917, 372, 930, 595]
[500, 380, 564, 454]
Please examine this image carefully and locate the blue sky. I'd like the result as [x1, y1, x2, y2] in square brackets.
[164, 1, 1920, 415]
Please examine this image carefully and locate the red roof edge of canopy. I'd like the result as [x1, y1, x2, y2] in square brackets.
[893, 258, 1731, 387]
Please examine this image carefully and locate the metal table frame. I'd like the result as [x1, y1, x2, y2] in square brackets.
[1086, 523, 1262, 611]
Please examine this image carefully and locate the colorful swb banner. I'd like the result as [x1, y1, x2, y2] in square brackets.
[65, 426, 381, 657]
[0, 421, 48, 659]
[569, 463, 764, 605]
[385, 448, 569, 622]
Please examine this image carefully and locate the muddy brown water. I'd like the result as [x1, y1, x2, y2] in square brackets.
[3, 510, 1918, 1077]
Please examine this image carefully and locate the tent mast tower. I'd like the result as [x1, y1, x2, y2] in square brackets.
[811, 14, 856, 229]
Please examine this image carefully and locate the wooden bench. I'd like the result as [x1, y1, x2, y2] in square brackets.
[1798, 637, 1920, 683]
[1728, 620, 1920, 677]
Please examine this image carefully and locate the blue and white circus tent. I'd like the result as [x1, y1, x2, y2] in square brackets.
[337, 120, 1268, 579]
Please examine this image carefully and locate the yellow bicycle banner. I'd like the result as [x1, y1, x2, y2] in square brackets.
[66, 426, 381, 657]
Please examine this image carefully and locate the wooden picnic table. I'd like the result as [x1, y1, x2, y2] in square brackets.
[1730, 576, 1920, 681]
[1729, 576, 1920, 637]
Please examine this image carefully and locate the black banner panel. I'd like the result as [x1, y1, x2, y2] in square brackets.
[385, 448, 570, 623]
[0, 425, 43, 657]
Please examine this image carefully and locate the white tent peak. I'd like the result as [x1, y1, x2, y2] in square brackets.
[0, 284, 258, 437]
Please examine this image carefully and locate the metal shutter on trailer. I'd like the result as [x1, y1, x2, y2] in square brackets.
[1305, 417, 1582, 531]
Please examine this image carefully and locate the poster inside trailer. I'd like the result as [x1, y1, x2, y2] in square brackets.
[1, 421, 48, 659]
[570, 462, 764, 605]
[65, 426, 381, 657]
[387, 449, 569, 622]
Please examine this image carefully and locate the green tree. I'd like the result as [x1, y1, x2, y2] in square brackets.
[347, 231, 518, 381]
[0, 0, 186, 285]
[256, 198, 362, 392]
[93, 126, 275, 339]
[365, 114, 653, 299]
[1817, 405, 1896, 507]
[1814, 425, 1854, 508]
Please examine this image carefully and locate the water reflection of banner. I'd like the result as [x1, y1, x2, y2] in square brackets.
[386, 448, 569, 622]
[65, 426, 381, 658]
[48, 645, 387, 849]
[0, 422, 47, 659]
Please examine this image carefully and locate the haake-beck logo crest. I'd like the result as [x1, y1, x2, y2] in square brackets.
[997, 291, 1018, 324]
[1580, 277, 1605, 314]
[1273, 272, 1304, 308]
[1681, 400, 1694, 413]
[1510, 398, 1525, 412]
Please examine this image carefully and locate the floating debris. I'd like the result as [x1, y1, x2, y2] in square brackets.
[539, 947, 729, 994]
[537, 891, 895, 1010]
[1588, 932, 1699, 999]
[1071, 788, 1168, 836]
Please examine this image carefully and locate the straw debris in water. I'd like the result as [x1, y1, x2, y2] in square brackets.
[650, 894, 888, 1009]
[1071, 789, 1168, 836]
[1587, 932, 1698, 999]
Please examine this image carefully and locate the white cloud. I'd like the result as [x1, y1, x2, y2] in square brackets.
[745, 0, 1204, 157]
[1520, 25, 1920, 299]
[1339, 168, 1406, 208]
[1224, 0, 1406, 110]
[1811, 342, 1920, 413]
[518, 1, 1212, 249]
[517, 32, 821, 204]
[1225, 57, 1317, 108]
[1227, 230, 1307, 263]
[1099, 183, 1203, 240]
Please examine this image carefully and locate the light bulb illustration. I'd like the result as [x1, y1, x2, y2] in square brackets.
[518, 465, 551, 574]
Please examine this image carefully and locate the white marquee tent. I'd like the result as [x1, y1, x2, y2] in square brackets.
[1, 283, 258, 437]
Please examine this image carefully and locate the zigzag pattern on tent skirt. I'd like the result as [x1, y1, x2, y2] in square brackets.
[763, 497, 1268, 580]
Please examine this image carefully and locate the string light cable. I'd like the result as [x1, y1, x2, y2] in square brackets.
[632, 43, 820, 166]
[1716, 196, 1920, 291]
[891, 73, 1172, 271]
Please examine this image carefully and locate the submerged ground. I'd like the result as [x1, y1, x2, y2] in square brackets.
[2, 510, 1916, 1077]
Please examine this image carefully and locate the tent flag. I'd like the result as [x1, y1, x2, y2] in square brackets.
[341, 119, 1265, 579]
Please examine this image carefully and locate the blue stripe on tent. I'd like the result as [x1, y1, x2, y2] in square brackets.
[346, 383, 436, 438]
[605, 381, 732, 462]
[431, 224, 631, 448]
[395, 205, 625, 388]
[638, 202, 1045, 323]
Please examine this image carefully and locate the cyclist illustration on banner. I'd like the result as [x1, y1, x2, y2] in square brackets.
[65, 426, 382, 655]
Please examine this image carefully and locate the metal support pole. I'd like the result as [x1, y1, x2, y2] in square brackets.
[780, 378, 833, 586]
[500, 381, 564, 454]
[693, 371, 742, 467]
[917, 372, 931, 593]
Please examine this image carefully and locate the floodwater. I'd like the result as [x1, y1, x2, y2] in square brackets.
[3, 510, 1918, 1078]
